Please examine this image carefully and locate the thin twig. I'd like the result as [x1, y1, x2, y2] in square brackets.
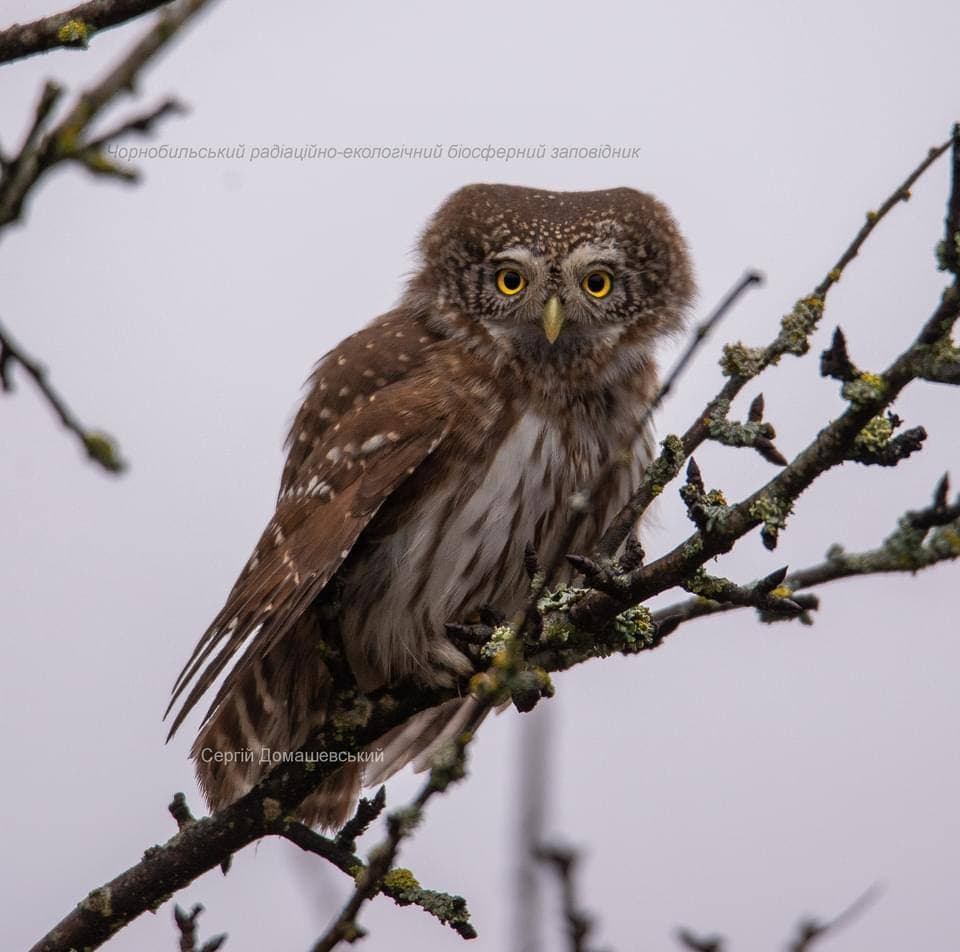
[787, 885, 881, 952]
[310, 706, 488, 950]
[173, 904, 226, 952]
[534, 845, 600, 952]
[639, 269, 764, 433]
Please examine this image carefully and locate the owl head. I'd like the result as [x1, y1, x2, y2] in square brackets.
[408, 183, 695, 388]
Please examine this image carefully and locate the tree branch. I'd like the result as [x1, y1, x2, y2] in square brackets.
[173, 903, 226, 952]
[309, 713, 484, 950]
[534, 844, 601, 952]
[593, 132, 955, 562]
[0, 0, 178, 65]
[0, 0, 213, 238]
[0, 317, 126, 472]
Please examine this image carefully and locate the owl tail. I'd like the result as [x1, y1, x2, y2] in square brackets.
[364, 695, 490, 787]
[189, 615, 489, 829]
[189, 610, 365, 828]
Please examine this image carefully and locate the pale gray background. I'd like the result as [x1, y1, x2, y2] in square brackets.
[2, 1, 958, 949]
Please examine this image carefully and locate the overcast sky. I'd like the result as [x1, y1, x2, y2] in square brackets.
[2, 2, 959, 950]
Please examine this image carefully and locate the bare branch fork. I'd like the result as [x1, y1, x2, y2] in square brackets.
[677, 884, 882, 952]
[28, 126, 960, 952]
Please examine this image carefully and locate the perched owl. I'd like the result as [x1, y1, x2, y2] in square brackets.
[166, 184, 694, 827]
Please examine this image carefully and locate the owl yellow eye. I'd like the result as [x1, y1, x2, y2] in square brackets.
[496, 269, 527, 296]
[581, 271, 613, 298]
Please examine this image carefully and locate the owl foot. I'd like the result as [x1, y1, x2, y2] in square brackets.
[443, 604, 506, 650]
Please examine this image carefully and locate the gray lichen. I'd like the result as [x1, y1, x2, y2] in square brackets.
[749, 493, 793, 549]
[842, 372, 888, 406]
[774, 295, 824, 356]
[720, 342, 766, 379]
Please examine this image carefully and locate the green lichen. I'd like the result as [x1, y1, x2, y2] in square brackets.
[842, 372, 887, 406]
[83, 431, 125, 472]
[479, 624, 515, 661]
[57, 18, 89, 46]
[644, 434, 686, 492]
[776, 296, 824, 356]
[383, 867, 421, 894]
[853, 414, 894, 453]
[684, 567, 728, 600]
[262, 798, 282, 823]
[935, 231, 960, 272]
[932, 525, 960, 557]
[82, 886, 113, 918]
[707, 416, 774, 450]
[537, 585, 587, 615]
[611, 605, 655, 643]
[924, 335, 960, 380]
[407, 889, 476, 937]
[533, 586, 591, 653]
[720, 342, 766, 378]
[331, 695, 373, 740]
[429, 741, 466, 792]
[881, 518, 929, 571]
[749, 493, 793, 548]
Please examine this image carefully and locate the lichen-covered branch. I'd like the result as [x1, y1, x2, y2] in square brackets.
[0, 0, 178, 65]
[310, 721, 483, 951]
[281, 787, 476, 940]
[569, 127, 960, 632]
[594, 132, 955, 561]
[652, 474, 960, 636]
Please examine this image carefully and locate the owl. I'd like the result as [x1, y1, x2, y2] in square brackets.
[166, 184, 694, 828]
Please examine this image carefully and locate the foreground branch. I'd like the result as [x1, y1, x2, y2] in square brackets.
[310, 716, 484, 950]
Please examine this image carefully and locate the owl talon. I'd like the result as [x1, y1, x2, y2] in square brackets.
[444, 621, 494, 648]
[474, 604, 507, 628]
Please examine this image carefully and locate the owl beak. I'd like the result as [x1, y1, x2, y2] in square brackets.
[542, 296, 565, 344]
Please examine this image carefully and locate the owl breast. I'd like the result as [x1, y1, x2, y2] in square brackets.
[339, 407, 647, 689]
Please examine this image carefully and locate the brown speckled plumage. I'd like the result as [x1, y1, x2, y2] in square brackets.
[166, 184, 694, 827]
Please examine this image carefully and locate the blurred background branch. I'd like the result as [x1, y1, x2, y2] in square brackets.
[0, 0, 179, 65]
[0, 0, 216, 473]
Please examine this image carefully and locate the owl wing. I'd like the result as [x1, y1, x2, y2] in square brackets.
[165, 371, 449, 739]
[279, 310, 434, 499]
